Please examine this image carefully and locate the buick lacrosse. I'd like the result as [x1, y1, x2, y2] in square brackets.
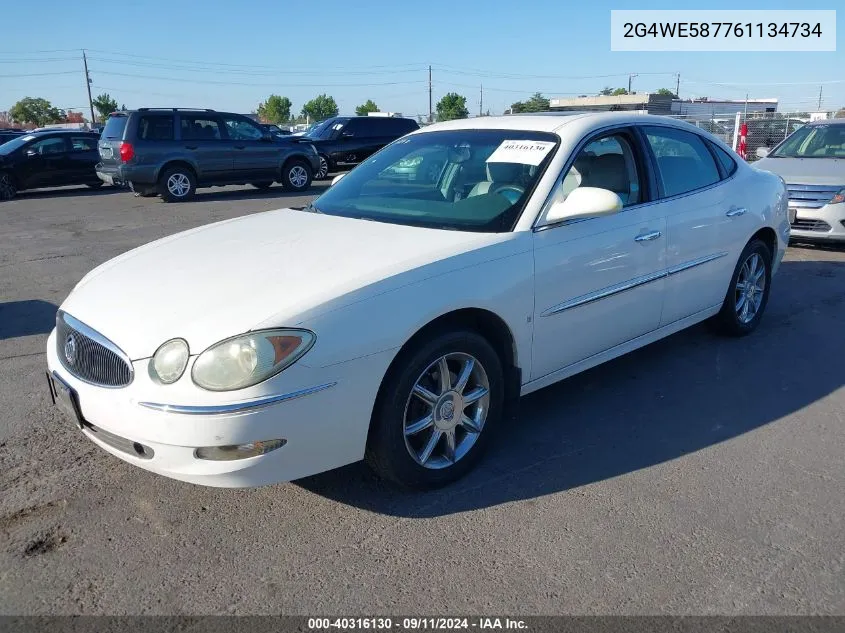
[46, 112, 789, 489]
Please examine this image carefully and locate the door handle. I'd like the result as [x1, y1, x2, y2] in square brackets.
[726, 207, 747, 217]
[185, 145, 198, 150]
[635, 230, 662, 242]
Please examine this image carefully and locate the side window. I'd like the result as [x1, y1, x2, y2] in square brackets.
[70, 136, 98, 152]
[138, 115, 175, 141]
[559, 133, 641, 206]
[223, 116, 264, 141]
[29, 137, 67, 155]
[341, 119, 364, 137]
[643, 127, 720, 197]
[180, 116, 223, 140]
[709, 141, 738, 177]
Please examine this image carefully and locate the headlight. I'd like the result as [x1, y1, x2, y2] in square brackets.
[191, 329, 315, 392]
[149, 338, 189, 385]
[830, 188, 845, 205]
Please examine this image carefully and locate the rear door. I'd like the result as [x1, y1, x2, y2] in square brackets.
[67, 134, 100, 183]
[640, 125, 740, 325]
[177, 114, 234, 182]
[18, 135, 71, 189]
[221, 114, 279, 181]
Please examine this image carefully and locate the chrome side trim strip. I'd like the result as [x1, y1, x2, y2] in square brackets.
[138, 382, 337, 415]
[541, 251, 729, 317]
[665, 251, 728, 276]
[541, 270, 666, 317]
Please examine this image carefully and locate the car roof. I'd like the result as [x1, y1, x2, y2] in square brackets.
[28, 129, 98, 135]
[419, 112, 717, 135]
[808, 118, 845, 126]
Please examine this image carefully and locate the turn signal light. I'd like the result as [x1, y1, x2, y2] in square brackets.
[194, 439, 286, 461]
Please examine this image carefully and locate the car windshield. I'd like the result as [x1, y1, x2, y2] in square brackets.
[772, 124, 845, 158]
[305, 120, 343, 139]
[311, 129, 559, 232]
[0, 134, 37, 154]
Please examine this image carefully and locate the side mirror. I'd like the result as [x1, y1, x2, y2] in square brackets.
[331, 173, 346, 186]
[755, 147, 770, 159]
[545, 187, 622, 224]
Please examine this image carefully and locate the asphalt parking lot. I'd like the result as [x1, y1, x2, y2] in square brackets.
[1, 184, 843, 615]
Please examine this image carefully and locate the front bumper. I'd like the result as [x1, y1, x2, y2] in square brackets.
[790, 202, 845, 243]
[46, 328, 390, 487]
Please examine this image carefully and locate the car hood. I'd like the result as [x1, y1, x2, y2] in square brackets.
[61, 208, 508, 359]
[754, 156, 845, 186]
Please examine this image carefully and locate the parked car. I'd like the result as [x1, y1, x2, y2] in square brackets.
[261, 123, 291, 136]
[95, 108, 320, 202]
[0, 129, 26, 145]
[755, 118, 845, 243]
[0, 130, 104, 199]
[305, 115, 419, 179]
[46, 112, 787, 489]
[745, 117, 807, 161]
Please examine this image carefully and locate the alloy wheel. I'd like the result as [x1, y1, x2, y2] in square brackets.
[289, 165, 308, 189]
[166, 173, 191, 198]
[403, 352, 490, 469]
[317, 157, 328, 179]
[735, 252, 766, 324]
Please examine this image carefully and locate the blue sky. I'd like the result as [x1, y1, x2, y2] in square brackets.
[0, 0, 842, 119]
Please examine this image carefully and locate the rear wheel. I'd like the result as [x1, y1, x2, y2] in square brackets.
[711, 239, 772, 336]
[251, 182, 274, 190]
[159, 166, 197, 202]
[365, 329, 504, 489]
[281, 159, 312, 192]
[0, 172, 16, 200]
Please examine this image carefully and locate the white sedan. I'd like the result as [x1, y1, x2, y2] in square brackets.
[46, 112, 789, 489]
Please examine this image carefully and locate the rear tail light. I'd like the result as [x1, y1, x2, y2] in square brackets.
[119, 142, 134, 162]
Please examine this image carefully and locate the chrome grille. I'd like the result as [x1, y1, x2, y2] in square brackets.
[56, 312, 133, 387]
[791, 218, 832, 232]
[786, 184, 841, 209]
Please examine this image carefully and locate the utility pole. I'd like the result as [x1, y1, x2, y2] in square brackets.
[428, 65, 433, 123]
[480, 83, 483, 117]
[817, 85, 823, 110]
[675, 73, 680, 98]
[628, 73, 638, 94]
[82, 50, 95, 126]
[744, 93, 749, 117]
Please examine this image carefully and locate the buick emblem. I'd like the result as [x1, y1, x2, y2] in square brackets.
[64, 334, 78, 365]
[439, 400, 455, 421]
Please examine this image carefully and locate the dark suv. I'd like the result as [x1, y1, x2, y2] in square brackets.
[305, 116, 419, 179]
[95, 108, 320, 202]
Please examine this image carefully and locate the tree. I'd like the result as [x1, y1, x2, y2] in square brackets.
[835, 108, 845, 119]
[301, 94, 339, 122]
[510, 92, 550, 114]
[257, 95, 292, 124]
[92, 93, 119, 122]
[655, 88, 678, 98]
[599, 87, 614, 96]
[611, 88, 628, 96]
[355, 99, 379, 116]
[9, 97, 64, 126]
[436, 92, 468, 121]
[65, 111, 85, 123]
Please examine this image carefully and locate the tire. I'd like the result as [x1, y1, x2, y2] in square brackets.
[251, 182, 274, 190]
[315, 155, 330, 180]
[86, 182, 104, 189]
[365, 329, 505, 489]
[711, 239, 772, 336]
[158, 166, 197, 202]
[281, 159, 312, 192]
[0, 172, 17, 200]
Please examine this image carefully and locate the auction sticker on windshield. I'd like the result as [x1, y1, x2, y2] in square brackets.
[486, 140, 556, 166]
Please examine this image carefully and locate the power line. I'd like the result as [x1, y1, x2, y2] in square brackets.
[90, 70, 428, 88]
[0, 71, 78, 78]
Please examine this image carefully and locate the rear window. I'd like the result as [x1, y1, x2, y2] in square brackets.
[101, 114, 129, 140]
[138, 115, 175, 141]
[710, 142, 738, 177]
[643, 126, 721, 198]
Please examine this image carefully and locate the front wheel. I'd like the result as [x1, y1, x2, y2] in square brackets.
[0, 172, 17, 200]
[281, 160, 312, 192]
[711, 239, 772, 336]
[159, 166, 197, 202]
[366, 329, 505, 489]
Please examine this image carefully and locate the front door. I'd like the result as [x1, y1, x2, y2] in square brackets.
[531, 130, 667, 380]
[222, 115, 279, 181]
[67, 135, 100, 183]
[18, 135, 71, 189]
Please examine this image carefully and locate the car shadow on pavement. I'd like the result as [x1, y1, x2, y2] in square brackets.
[297, 259, 845, 517]
[179, 184, 331, 203]
[0, 300, 58, 340]
[13, 186, 120, 200]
